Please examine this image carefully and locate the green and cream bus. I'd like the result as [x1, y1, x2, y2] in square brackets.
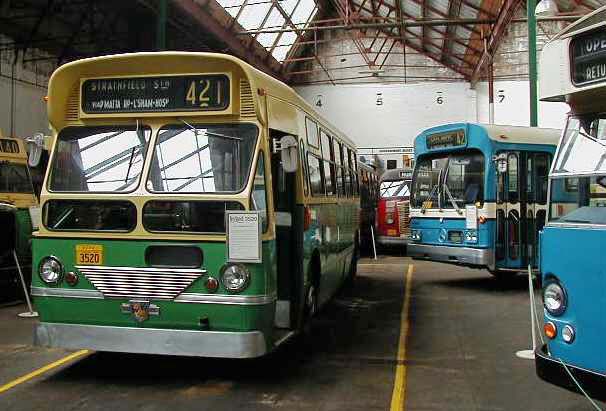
[0, 133, 38, 301]
[32, 52, 360, 358]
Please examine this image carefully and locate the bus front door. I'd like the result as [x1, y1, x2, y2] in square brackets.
[496, 151, 550, 271]
[271, 132, 304, 331]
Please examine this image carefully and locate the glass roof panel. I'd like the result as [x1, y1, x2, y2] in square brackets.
[257, 32, 280, 48]
[262, 6, 285, 29]
[272, 45, 291, 62]
[217, 0, 319, 65]
[238, 3, 273, 30]
[291, 0, 316, 25]
[277, 31, 297, 47]
[216, 0, 244, 16]
[279, 0, 300, 16]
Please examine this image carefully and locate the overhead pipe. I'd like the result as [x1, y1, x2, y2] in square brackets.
[236, 15, 582, 35]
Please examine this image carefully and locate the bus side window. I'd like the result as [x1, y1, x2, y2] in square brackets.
[307, 153, 324, 196]
[535, 153, 549, 205]
[251, 153, 268, 232]
[507, 153, 519, 203]
[333, 138, 344, 196]
[306, 118, 319, 148]
[321, 131, 336, 197]
[299, 139, 309, 196]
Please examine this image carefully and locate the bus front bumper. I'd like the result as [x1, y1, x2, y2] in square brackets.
[407, 243, 493, 267]
[535, 344, 606, 401]
[35, 322, 267, 358]
[376, 235, 410, 246]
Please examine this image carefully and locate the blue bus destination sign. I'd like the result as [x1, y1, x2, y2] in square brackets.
[81, 75, 230, 114]
[571, 30, 606, 86]
[426, 130, 466, 150]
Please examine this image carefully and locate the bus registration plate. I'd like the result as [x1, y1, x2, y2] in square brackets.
[76, 244, 104, 265]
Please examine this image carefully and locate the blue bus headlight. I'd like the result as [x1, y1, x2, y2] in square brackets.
[410, 230, 421, 241]
[220, 264, 251, 293]
[543, 281, 567, 316]
[39, 256, 64, 285]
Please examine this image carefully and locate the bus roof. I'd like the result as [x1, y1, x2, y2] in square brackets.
[380, 168, 413, 182]
[539, 6, 606, 111]
[417, 123, 560, 147]
[47, 52, 356, 148]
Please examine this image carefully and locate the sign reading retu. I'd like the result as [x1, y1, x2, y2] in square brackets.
[571, 30, 606, 86]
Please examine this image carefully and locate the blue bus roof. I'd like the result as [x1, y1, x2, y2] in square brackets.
[415, 123, 561, 155]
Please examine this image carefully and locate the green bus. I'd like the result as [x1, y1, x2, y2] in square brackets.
[32, 52, 360, 358]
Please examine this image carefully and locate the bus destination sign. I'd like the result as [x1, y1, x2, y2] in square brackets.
[0, 139, 19, 153]
[81, 74, 230, 114]
[426, 130, 466, 150]
[571, 30, 606, 86]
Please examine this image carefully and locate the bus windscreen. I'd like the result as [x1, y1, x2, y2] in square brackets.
[0, 162, 33, 193]
[147, 123, 257, 194]
[49, 126, 151, 193]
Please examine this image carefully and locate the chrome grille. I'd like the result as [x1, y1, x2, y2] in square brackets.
[397, 201, 410, 237]
[77, 265, 206, 300]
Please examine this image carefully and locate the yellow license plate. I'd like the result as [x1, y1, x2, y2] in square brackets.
[75, 244, 104, 265]
[387, 229, 397, 236]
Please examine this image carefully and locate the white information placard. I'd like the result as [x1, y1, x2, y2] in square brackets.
[226, 211, 262, 263]
[465, 205, 478, 229]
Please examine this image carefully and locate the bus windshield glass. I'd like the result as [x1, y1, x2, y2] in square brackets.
[552, 115, 606, 175]
[380, 180, 411, 198]
[412, 151, 484, 208]
[147, 123, 257, 193]
[0, 162, 33, 193]
[49, 126, 151, 192]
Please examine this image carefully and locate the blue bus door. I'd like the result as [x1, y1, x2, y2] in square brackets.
[496, 151, 550, 270]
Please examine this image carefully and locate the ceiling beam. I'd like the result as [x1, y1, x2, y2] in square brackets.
[171, 0, 283, 80]
[470, 0, 523, 86]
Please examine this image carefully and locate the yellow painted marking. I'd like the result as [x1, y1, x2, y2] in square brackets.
[390, 264, 414, 411]
[0, 350, 89, 395]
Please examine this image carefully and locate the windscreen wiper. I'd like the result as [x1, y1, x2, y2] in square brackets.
[443, 183, 463, 215]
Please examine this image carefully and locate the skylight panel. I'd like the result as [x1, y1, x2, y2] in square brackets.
[290, 0, 316, 25]
[272, 45, 291, 62]
[216, 0, 244, 16]
[238, 3, 273, 30]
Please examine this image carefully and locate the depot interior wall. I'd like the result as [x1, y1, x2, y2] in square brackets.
[0, 35, 52, 139]
[296, 82, 477, 150]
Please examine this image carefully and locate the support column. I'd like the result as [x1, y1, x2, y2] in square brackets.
[527, 0, 538, 127]
[488, 63, 495, 124]
[156, 0, 168, 51]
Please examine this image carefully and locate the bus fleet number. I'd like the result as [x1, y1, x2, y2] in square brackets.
[79, 252, 100, 264]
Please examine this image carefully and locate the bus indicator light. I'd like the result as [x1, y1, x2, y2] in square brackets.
[65, 271, 79, 286]
[544, 322, 557, 339]
[478, 216, 486, 224]
[205, 277, 219, 293]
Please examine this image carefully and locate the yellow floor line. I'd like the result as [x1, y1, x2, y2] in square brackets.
[390, 264, 414, 411]
[0, 349, 89, 395]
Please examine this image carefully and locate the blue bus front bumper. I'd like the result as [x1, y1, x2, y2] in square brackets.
[535, 344, 606, 401]
[407, 243, 493, 268]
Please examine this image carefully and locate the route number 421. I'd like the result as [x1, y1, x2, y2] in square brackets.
[186, 79, 222, 108]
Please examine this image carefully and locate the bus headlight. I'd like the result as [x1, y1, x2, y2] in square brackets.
[543, 280, 567, 316]
[410, 230, 421, 241]
[220, 264, 251, 293]
[465, 230, 478, 243]
[39, 256, 64, 285]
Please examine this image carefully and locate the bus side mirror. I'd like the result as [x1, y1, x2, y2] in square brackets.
[277, 135, 298, 173]
[494, 153, 507, 173]
[26, 132, 45, 168]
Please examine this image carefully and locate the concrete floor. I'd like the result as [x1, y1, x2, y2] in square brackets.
[0, 257, 603, 410]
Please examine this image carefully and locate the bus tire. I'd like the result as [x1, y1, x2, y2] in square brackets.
[305, 254, 321, 320]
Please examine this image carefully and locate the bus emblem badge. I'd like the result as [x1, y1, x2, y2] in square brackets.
[121, 300, 160, 323]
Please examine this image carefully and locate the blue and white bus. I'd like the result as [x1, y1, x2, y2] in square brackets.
[407, 123, 560, 277]
[534, 6, 606, 401]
